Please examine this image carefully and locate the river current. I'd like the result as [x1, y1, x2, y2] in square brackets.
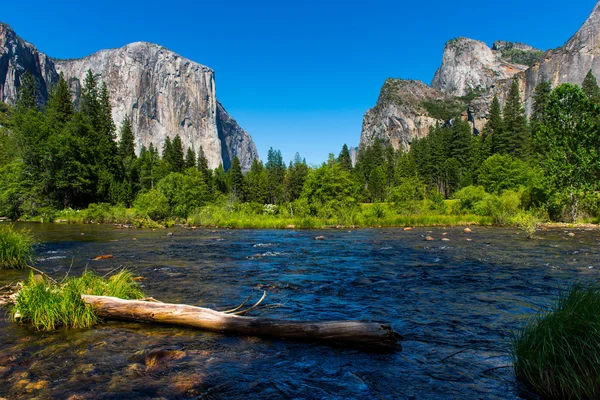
[1, 223, 599, 399]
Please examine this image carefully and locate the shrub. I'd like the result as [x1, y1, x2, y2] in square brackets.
[512, 285, 600, 399]
[481, 190, 521, 224]
[453, 185, 487, 213]
[134, 189, 170, 221]
[511, 212, 539, 239]
[0, 224, 34, 269]
[13, 270, 145, 330]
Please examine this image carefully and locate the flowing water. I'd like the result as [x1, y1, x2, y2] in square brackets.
[1, 223, 599, 399]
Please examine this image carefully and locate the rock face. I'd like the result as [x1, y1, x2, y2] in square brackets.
[431, 37, 534, 97]
[360, 79, 446, 150]
[0, 23, 57, 105]
[0, 23, 258, 171]
[522, 1, 600, 112]
[216, 101, 258, 171]
[361, 2, 599, 152]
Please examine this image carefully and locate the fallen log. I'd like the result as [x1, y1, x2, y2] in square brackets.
[82, 295, 402, 351]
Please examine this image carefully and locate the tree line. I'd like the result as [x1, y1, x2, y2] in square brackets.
[0, 70, 599, 223]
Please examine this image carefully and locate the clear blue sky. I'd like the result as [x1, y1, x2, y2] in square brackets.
[2, 0, 597, 165]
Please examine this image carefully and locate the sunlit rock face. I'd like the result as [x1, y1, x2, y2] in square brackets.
[0, 24, 258, 171]
[0, 22, 58, 105]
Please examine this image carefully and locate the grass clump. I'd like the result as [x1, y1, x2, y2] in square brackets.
[0, 224, 34, 269]
[511, 284, 600, 399]
[13, 270, 145, 330]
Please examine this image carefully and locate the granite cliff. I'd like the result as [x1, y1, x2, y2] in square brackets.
[0, 23, 258, 171]
[361, 3, 599, 152]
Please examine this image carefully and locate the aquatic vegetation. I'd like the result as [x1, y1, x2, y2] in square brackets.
[512, 284, 600, 399]
[13, 270, 145, 330]
[512, 212, 539, 239]
[0, 224, 34, 269]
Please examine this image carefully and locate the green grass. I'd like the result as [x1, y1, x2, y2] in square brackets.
[0, 224, 34, 269]
[13, 270, 145, 331]
[511, 284, 600, 399]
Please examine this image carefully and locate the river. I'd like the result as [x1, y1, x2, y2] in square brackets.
[1, 223, 599, 399]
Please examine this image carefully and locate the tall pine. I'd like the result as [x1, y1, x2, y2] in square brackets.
[582, 70, 600, 104]
[502, 79, 528, 159]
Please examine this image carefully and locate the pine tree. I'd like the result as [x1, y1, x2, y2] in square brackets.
[80, 70, 100, 125]
[170, 135, 185, 173]
[338, 144, 352, 171]
[227, 155, 245, 198]
[15, 71, 38, 112]
[45, 73, 73, 130]
[265, 147, 286, 204]
[488, 96, 505, 155]
[502, 79, 528, 159]
[213, 164, 228, 194]
[196, 146, 212, 192]
[582, 70, 600, 104]
[246, 158, 268, 203]
[118, 117, 135, 159]
[531, 79, 552, 154]
[184, 147, 196, 169]
[285, 153, 309, 202]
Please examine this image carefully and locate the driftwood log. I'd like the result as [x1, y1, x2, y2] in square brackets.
[82, 295, 402, 351]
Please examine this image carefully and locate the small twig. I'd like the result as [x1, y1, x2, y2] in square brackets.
[60, 257, 75, 284]
[26, 265, 58, 284]
[231, 291, 267, 315]
[102, 265, 124, 278]
[222, 294, 252, 313]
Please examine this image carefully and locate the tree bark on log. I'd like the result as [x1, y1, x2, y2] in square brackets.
[81, 295, 402, 351]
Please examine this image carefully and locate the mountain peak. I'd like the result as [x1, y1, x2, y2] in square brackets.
[565, 1, 600, 54]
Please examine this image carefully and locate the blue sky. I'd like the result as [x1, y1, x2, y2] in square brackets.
[2, 0, 597, 165]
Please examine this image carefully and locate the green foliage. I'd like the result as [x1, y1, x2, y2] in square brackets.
[535, 83, 600, 221]
[0, 224, 34, 269]
[157, 170, 210, 218]
[134, 189, 170, 221]
[338, 144, 352, 171]
[481, 190, 521, 225]
[477, 154, 530, 194]
[582, 70, 600, 104]
[512, 285, 600, 399]
[227, 156, 245, 198]
[511, 212, 539, 239]
[117, 116, 135, 159]
[13, 270, 144, 331]
[500, 48, 543, 66]
[421, 98, 467, 121]
[453, 185, 487, 214]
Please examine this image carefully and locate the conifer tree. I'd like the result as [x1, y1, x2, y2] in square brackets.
[213, 164, 228, 194]
[246, 158, 268, 203]
[266, 147, 286, 204]
[338, 144, 352, 171]
[488, 96, 505, 155]
[170, 135, 185, 173]
[184, 147, 196, 169]
[80, 70, 99, 125]
[15, 71, 38, 112]
[227, 155, 245, 198]
[582, 70, 600, 104]
[285, 152, 309, 202]
[45, 73, 74, 131]
[118, 117, 135, 159]
[502, 79, 528, 158]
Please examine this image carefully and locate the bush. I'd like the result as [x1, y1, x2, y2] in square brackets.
[134, 189, 170, 221]
[481, 190, 521, 224]
[13, 270, 145, 330]
[512, 285, 600, 399]
[0, 224, 34, 269]
[511, 212, 539, 238]
[453, 185, 487, 213]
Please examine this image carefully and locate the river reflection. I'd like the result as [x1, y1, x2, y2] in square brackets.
[1, 223, 599, 399]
